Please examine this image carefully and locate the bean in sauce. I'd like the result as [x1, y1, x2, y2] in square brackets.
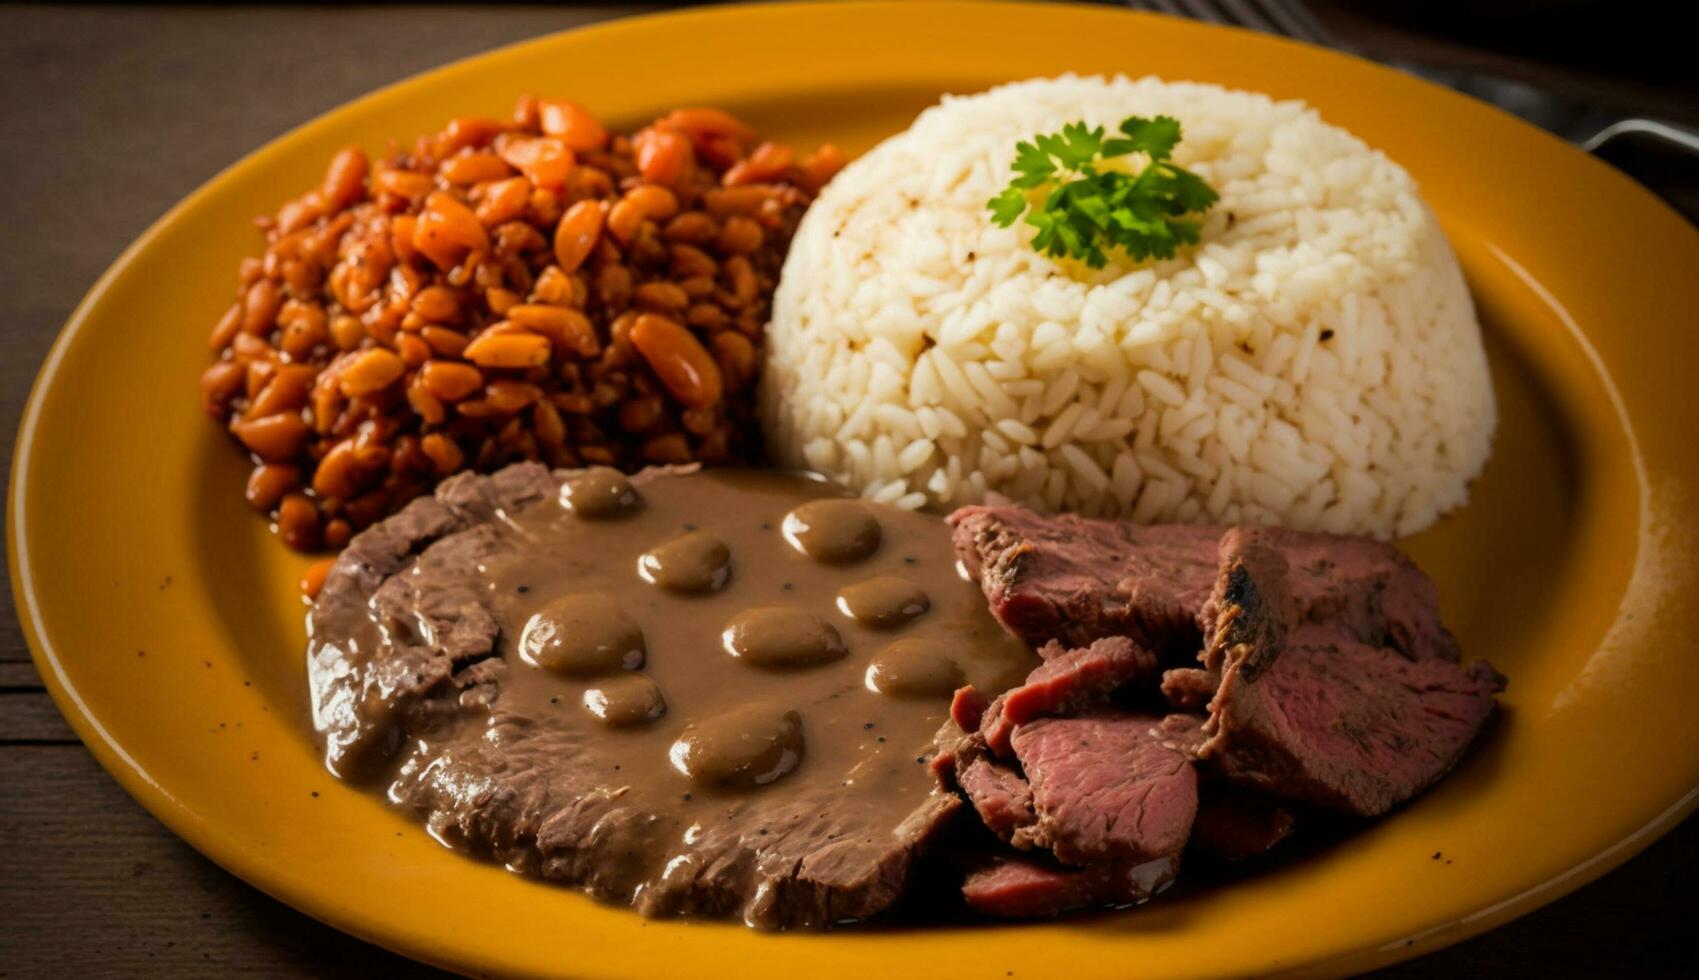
[722, 606, 847, 669]
[781, 499, 881, 563]
[669, 701, 804, 790]
[836, 576, 930, 628]
[639, 530, 732, 593]
[583, 674, 667, 726]
[866, 638, 966, 699]
[560, 467, 640, 518]
[520, 592, 646, 675]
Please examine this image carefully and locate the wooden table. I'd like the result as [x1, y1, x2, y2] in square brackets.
[2, 5, 1693, 975]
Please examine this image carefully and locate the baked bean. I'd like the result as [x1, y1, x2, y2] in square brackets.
[414, 192, 490, 270]
[206, 98, 825, 552]
[685, 302, 729, 331]
[277, 494, 322, 551]
[232, 412, 310, 462]
[533, 400, 567, 452]
[420, 326, 469, 358]
[420, 360, 485, 401]
[634, 127, 694, 186]
[723, 141, 794, 187]
[717, 215, 765, 255]
[441, 116, 507, 154]
[463, 330, 551, 369]
[712, 331, 757, 391]
[200, 360, 247, 417]
[798, 143, 846, 193]
[249, 364, 317, 418]
[396, 333, 432, 368]
[618, 394, 664, 433]
[441, 151, 513, 185]
[643, 432, 692, 464]
[669, 244, 717, 278]
[539, 100, 608, 151]
[418, 433, 462, 475]
[402, 380, 442, 430]
[278, 304, 329, 360]
[274, 194, 325, 237]
[338, 348, 406, 397]
[321, 146, 369, 211]
[596, 264, 633, 309]
[245, 360, 276, 400]
[662, 211, 717, 244]
[656, 108, 757, 148]
[242, 278, 283, 335]
[553, 200, 605, 273]
[374, 166, 434, 200]
[313, 439, 364, 499]
[634, 281, 690, 313]
[723, 255, 759, 307]
[630, 313, 723, 409]
[499, 137, 574, 190]
[323, 520, 353, 550]
[208, 302, 243, 349]
[507, 304, 599, 357]
[607, 185, 679, 244]
[329, 314, 365, 351]
[704, 185, 775, 218]
[246, 463, 300, 511]
[475, 177, 530, 227]
[486, 380, 543, 412]
[410, 284, 460, 323]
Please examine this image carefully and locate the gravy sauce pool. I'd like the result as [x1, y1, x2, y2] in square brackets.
[309, 465, 1035, 926]
[487, 468, 1030, 828]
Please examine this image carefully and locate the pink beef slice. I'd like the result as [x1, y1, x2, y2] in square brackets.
[1197, 535, 1505, 817]
[948, 506, 1459, 663]
[962, 853, 1179, 918]
[948, 505, 1222, 650]
[956, 756, 1038, 842]
[1009, 713, 1198, 865]
[975, 637, 1157, 757]
[1003, 637, 1158, 724]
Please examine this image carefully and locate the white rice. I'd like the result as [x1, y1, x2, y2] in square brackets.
[762, 75, 1495, 538]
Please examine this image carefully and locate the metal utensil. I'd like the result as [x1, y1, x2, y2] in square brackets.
[1124, 0, 1699, 170]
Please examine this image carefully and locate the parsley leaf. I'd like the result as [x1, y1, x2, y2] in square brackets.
[986, 114, 1219, 269]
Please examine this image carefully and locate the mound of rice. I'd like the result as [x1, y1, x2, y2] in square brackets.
[762, 75, 1495, 538]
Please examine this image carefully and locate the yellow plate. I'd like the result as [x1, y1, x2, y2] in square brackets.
[11, 2, 1699, 975]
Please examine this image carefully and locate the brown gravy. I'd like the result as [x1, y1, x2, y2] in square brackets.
[483, 467, 1031, 821]
[308, 464, 1035, 926]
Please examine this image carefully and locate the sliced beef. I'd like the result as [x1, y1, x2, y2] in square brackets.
[1162, 667, 1218, 713]
[950, 506, 1459, 663]
[1196, 535, 1504, 816]
[1001, 637, 1158, 725]
[1149, 713, 1209, 757]
[1203, 526, 1460, 662]
[962, 853, 1179, 918]
[957, 756, 1037, 841]
[969, 637, 1156, 758]
[1203, 627, 1504, 816]
[949, 505, 1220, 650]
[1009, 713, 1198, 864]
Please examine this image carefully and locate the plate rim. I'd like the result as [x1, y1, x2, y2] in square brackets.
[11, 2, 1699, 976]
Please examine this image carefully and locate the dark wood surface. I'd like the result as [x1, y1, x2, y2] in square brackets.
[1, 4, 1694, 976]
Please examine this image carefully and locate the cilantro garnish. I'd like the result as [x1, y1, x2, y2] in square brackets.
[987, 115, 1219, 268]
